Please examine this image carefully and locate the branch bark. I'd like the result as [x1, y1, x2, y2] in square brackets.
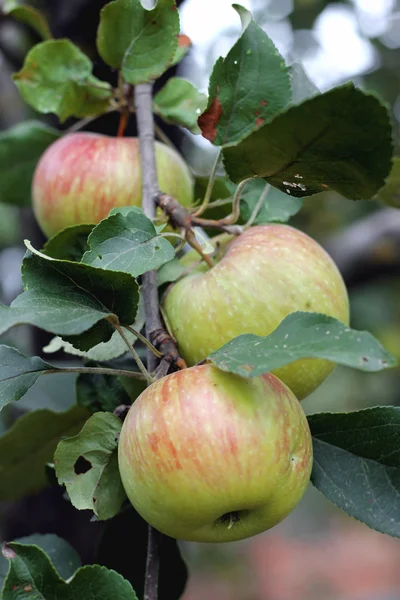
[134, 82, 163, 600]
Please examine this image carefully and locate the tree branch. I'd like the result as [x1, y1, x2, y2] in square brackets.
[135, 81, 183, 600]
[324, 207, 400, 281]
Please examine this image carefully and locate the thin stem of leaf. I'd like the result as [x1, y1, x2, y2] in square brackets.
[244, 183, 271, 229]
[124, 325, 163, 358]
[192, 149, 222, 217]
[154, 122, 178, 151]
[222, 178, 253, 225]
[44, 367, 147, 380]
[113, 323, 154, 384]
[66, 107, 116, 134]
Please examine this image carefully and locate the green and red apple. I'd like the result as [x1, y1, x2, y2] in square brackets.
[163, 224, 349, 400]
[32, 132, 194, 238]
[118, 364, 312, 543]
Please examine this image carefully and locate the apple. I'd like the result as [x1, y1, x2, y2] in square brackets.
[163, 224, 349, 400]
[118, 364, 312, 543]
[32, 132, 194, 238]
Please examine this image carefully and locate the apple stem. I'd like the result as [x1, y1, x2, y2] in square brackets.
[191, 148, 222, 217]
[117, 109, 129, 137]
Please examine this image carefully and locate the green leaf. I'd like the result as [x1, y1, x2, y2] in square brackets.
[82, 207, 175, 277]
[376, 156, 400, 208]
[0, 120, 60, 207]
[0, 534, 80, 590]
[43, 224, 94, 261]
[289, 61, 320, 104]
[13, 40, 112, 122]
[223, 84, 393, 200]
[2, 543, 137, 599]
[76, 371, 140, 414]
[0, 248, 139, 349]
[0, 345, 142, 412]
[209, 312, 397, 378]
[97, 0, 180, 84]
[3, 0, 52, 40]
[0, 406, 89, 501]
[44, 293, 146, 362]
[0, 345, 52, 411]
[170, 33, 192, 67]
[54, 412, 126, 520]
[309, 407, 400, 537]
[239, 179, 303, 224]
[157, 258, 186, 286]
[153, 77, 207, 134]
[198, 4, 290, 145]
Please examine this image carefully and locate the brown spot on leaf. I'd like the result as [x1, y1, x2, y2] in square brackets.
[23, 585, 33, 592]
[256, 117, 264, 127]
[198, 97, 223, 142]
[13, 586, 18, 591]
[260, 100, 268, 106]
[178, 34, 191, 47]
[255, 110, 261, 116]
[321, 184, 328, 188]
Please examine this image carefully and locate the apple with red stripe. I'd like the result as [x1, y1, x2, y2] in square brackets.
[163, 224, 349, 400]
[32, 132, 194, 238]
[118, 364, 312, 543]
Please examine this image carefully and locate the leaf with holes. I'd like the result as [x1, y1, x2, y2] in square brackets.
[0, 246, 139, 351]
[54, 412, 126, 520]
[13, 40, 112, 122]
[97, 0, 180, 84]
[82, 207, 174, 277]
[209, 312, 397, 378]
[0, 121, 60, 207]
[2, 543, 137, 599]
[0, 406, 89, 501]
[223, 84, 393, 200]
[153, 77, 207, 134]
[309, 407, 400, 537]
[198, 4, 290, 145]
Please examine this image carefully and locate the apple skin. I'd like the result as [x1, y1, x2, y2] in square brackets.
[163, 224, 349, 400]
[118, 364, 312, 543]
[32, 132, 194, 238]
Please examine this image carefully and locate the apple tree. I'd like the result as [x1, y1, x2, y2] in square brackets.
[0, 0, 399, 598]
